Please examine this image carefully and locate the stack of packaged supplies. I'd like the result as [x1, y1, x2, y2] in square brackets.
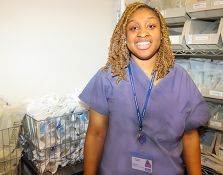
[21, 92, 89, 174]
[176, 59, 223, 100]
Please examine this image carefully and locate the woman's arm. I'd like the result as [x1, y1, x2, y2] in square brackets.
[182, 129, 202, 175]
[83, 109, 109, 175]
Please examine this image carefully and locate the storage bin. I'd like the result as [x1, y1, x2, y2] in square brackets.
[210, 0, 223, 17]
[185, 18, 223, 50]
[186, 0, 211, 19]
[189, 58, 206, 92]
[21, 110, 89, 174]
[168, 21, 189, 50]
[161, 7, 190, 25]
[185, 0, 223, 18]
[0, 123, 22, 175]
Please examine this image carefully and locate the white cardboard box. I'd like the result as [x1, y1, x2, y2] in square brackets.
[185, 18, 223, 49]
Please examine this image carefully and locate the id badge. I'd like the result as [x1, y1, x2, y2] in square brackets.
[131, 152, 153, 174]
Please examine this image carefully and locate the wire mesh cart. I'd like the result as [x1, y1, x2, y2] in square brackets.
[20, 110, 89, 175]
[0, 123, 22, 175]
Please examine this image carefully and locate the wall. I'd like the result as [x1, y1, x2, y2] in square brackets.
[0, 0, 120, 104]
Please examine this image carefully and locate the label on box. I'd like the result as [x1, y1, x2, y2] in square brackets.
[193, 2, 207, 9]
[170, 36, 180, 44]
[209, 120, 222, 128]
[209, 90, 223, 97]
[213, 0, 223, 6]
[195, 35, 209, 41]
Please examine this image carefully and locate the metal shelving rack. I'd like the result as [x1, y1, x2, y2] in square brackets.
[174, 49, 223, 175]
[173, 49, 223, 59]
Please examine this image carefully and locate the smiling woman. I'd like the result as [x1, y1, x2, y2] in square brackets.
[79, 2, 210, 175]
[126, 7, 162, 79]
[104, 3, 174, 84]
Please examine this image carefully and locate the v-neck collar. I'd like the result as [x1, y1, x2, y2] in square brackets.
[129, 58, 174, 92]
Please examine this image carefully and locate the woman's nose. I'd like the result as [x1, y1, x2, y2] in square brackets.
[137, 28, 149, 38]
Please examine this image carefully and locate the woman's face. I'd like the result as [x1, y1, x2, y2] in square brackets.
[126, 8, 161, 61]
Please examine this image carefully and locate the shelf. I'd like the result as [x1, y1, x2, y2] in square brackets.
[173, 49, 223, 59]
[202, 125, 223, 133]
[205, 97, 223, 105]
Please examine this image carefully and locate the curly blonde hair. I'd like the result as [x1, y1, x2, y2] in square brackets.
[104, 2, 174, 83]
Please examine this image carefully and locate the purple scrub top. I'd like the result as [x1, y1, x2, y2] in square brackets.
[79, 59, 210, 175]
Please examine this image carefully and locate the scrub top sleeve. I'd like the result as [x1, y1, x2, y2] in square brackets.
[184, 78, 211, 132]
[79, 69, 111, 116]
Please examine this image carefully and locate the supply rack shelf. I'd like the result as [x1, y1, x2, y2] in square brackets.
[204, 97, 223, 105]
[174, 50, 223, 59]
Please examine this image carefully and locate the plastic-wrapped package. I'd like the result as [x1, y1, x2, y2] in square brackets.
[207, 102, 220, 117]
[203, 61, 218, 90]
[203, 61, 223, 99]
[208, 103, 223, 129]
[200, 129, 217, 154]
[213, 61, 223, 92]
[189, 58, 206, 91]
[214, 106, 223, 121]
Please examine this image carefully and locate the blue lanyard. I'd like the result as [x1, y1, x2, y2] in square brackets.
[128, 65, 156, 131]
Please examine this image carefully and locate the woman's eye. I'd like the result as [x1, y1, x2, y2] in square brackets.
[148, 24, 156, 29]
[129, 26, 139, 31]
